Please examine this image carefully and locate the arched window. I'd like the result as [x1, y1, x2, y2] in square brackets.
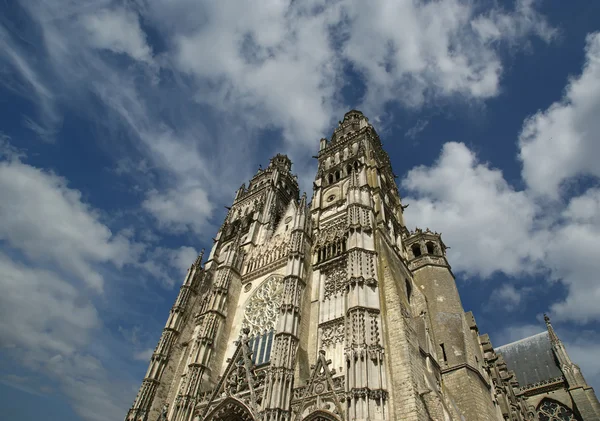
[412, 244, 422, 258]
[346, 164, 352, 175]
[426, 242, 435, 254]
[335, 170, 340, 181]
[354, 161, 359, 171]
[328, 174, 334, 184]
[537, 399, 580, 421]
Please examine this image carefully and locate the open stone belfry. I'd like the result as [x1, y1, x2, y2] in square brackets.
[126, 111, 600, 421]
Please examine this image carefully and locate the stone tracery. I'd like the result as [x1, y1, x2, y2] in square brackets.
[242, 275, 284, 336]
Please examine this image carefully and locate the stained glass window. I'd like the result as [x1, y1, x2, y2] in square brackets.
[242, 276, 283, 365]
[537, 399, 579, 421]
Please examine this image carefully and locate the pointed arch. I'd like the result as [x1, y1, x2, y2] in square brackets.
[204, 397, 256, 421]
[537, 398, 580, 421]
[302, 409, 341, 421]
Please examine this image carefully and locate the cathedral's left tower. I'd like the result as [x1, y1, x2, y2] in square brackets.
[126, 154, 308, 421]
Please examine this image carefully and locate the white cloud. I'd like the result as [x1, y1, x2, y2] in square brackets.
[80, 7, 153, 63]
[133, 348, 154, 362]
[139, 245, 199, 288]
[492, 284, 531, 311]
[0, 158, 138, 292]
[405, 120, 429, 140]
[0, 254, 99, 361]
[0, 253, 131, 421]
[544, 189, 600, 323]
[2, 0, 555, 238]
[472, 0, 557, 46]
[402, 144, 600, 323]
[519, 32, 600, 199]
[143, 187, 214, 235]
[403, 142, 541, 278]
[340, 0, 553, 114]
[167, 0, 554, 144]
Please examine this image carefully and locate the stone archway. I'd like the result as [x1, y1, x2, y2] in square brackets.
[302, 409, 342, 421]
[203, 398, 256, 421]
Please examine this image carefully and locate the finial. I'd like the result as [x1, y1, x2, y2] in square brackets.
[194, 249, 205, 267]
[544, 313, 560, 344]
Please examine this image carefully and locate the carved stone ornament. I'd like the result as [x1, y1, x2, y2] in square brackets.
[323, 263, 347, 300]
[294, 350, 345, 421]
[242, 275, 283, 336]
[321, 320, 345, 347]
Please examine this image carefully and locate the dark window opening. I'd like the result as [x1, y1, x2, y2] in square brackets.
[328, 174, 334, 184]
[426, 242, 435, 254]
[335, 170, 340, 181]
[440, 343, 448, 363]
[412, 244, 422, 257]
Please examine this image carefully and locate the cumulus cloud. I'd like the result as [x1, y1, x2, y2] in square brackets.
[143, 187, 214, 235]
[0, 255, 99, 360]
[544, 189, 600, 322]
[519, 32, 600, 199]
[1, 0, 556, 237]
[403, 142, 541, 278]
[403, 146, 600, 323]
[401, 30, 600, 322]
[0, 158, 137, 292]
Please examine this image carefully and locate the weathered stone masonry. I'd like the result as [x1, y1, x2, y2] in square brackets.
[126, 110, 600, 421]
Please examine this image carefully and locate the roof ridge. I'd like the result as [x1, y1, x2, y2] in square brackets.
[495, 331, 547, 350]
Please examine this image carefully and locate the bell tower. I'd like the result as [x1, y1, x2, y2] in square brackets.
[305, 110, 420, 420]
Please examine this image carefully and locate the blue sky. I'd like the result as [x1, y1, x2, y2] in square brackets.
[1, 1, 599, 420]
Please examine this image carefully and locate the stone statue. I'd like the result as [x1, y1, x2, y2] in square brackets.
[159, 403, 169, 421]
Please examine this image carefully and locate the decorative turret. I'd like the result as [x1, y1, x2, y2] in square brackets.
[405, 228, 449, 271]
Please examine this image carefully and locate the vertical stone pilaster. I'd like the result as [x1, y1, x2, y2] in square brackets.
[262, 197, 310, 421]
[126, 256, 205, 421]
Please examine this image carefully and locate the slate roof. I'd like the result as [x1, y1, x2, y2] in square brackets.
[496, 331, 563, 387]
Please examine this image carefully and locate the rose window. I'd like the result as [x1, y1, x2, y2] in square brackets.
[242, 275, 283, 365]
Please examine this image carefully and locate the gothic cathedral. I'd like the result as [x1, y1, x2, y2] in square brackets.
[126, 111, 600, 421]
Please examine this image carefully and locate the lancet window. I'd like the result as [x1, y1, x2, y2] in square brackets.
[316, 237, 347, 264]
[323, 161, 360, 186]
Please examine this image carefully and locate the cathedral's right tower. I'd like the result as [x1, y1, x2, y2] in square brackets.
[306, 110, 466, 420]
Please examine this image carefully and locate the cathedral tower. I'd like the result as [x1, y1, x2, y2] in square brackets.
[126, 111, 599, 421]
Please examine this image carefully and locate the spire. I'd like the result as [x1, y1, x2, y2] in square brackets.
[544, 313, 560, 344]
[299, 191, 307, 212]
[194, 249, 205, 268]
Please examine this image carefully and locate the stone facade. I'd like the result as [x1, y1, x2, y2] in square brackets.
[126, 111, 600, 421]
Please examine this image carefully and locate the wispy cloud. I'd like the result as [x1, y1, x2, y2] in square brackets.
[404, 119, 429, 140]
